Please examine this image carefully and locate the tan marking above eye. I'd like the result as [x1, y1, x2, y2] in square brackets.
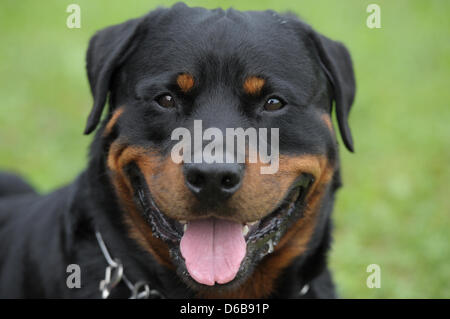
[243, 76, 265, 95]
[177, 73, 195, 93]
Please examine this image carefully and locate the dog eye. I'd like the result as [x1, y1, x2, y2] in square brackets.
[263, 97, 285, 111]
[156, 94, 175, 109]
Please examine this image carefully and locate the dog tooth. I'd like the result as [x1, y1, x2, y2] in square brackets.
[179, 220, 187, 224]
[242, 225, 249, 236]
[247, 221, 259, 226]
[267, 239, 274, 254]
[183, 224, 187, 232]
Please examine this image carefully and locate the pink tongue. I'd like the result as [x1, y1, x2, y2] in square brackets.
[180, 218, 246, 286]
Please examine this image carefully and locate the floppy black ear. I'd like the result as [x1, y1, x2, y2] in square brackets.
[84, 17, 144, 134]
[309, 31, 356, 152]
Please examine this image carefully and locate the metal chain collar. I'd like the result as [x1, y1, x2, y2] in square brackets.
[95, 230, 164, 299]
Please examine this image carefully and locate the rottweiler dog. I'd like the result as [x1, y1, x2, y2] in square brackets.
[0, 3, 355, 298]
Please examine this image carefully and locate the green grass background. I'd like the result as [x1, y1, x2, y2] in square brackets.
[0, 0, 449, 298]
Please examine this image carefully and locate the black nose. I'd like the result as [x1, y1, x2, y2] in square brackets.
[184, 162, 244, 203]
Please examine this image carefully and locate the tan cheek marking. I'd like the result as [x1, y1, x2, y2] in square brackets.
[243, 76, 265, 95]
[139, 156, 196, 220]
[177, 73, 195, 93]
[103, 107, 124, 137]
[228, 154, 324, 222]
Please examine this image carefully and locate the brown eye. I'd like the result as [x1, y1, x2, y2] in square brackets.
[264, 97, 285, 111]
[156, 94, 175, 108]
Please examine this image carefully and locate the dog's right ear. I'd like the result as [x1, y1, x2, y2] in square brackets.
[84, 17, 144, 135]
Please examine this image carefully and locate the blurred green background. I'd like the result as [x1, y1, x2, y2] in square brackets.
[0, 0, 449, 298]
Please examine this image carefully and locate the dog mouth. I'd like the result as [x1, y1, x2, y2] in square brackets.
[126, 163, 314, 289]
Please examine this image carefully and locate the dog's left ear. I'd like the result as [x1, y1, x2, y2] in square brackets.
[84, 17, 144, 134]
[309, 30, 356, 152]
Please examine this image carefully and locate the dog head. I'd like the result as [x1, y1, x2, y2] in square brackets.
[85, 3, 355, 297]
